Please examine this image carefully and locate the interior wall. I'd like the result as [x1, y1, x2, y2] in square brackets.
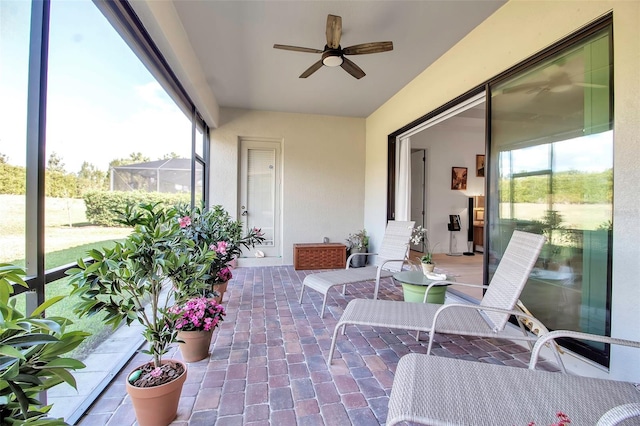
[410, 125, 484, 254]
[210, 108, 366, 265]
[364, 0, 640, 381]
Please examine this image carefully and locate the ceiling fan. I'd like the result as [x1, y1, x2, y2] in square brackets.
[501, 69, 608, 95]
[273, 14, 393, 79]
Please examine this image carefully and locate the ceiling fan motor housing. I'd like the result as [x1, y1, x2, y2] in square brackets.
[322, 48, 343, 67]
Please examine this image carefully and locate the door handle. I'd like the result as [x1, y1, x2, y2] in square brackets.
[241, 210, 248, 216]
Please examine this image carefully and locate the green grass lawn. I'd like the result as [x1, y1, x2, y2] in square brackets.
[10, 239, 126, 360]
[1, 193, 133, 360]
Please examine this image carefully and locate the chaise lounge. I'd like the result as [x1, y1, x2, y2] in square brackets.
[387, 330, 640, 425]
[327, 230, 548, 362]
[298, 220, 414, 318]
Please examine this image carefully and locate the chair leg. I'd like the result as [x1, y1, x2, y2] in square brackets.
[321, 293, 328, 318]
[426, 330, 436, 354]
[327, 322, 343, 364]
[517, 318, 535, 351]
[299, 284, 306, 304]
[373, 278, 380, 300]
[341, 284, 346, 296]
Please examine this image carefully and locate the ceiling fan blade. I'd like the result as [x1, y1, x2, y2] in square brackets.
[343, 41, 393, 55]
[274, 44, 324, 54]
[299, 60, 324, 78]
[501, 81, 549, 94]
[326, 14, 342, 49]
[341, 57, 365, 79]
[574, 82, 608, 89]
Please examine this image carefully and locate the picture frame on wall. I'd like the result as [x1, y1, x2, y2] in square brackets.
[451, 167, 468, 190]
[476, 154, 485, 177]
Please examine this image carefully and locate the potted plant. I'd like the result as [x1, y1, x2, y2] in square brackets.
[169, 296, 225, 363]
[0, 263, 88, 425]
[346, 229, 369, 268]
[176, 204, 265, 301]
[411, 226, 438, 274]
[67, 202, 214, 426]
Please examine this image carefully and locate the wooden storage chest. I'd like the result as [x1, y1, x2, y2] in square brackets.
[293, 243, 346, 270]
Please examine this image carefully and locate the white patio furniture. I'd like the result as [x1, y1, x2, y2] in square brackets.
[328, 230, 548, 362]
[387, 330, 640, 425]
[299, 220, 414, 318]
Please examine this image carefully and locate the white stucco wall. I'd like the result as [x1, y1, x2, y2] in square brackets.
[365, 0, 640, 380]
[411, 126, 485, 254]
[210, 108, 366, 265]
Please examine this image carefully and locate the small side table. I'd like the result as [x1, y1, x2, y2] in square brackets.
[393, 270, 452, 304]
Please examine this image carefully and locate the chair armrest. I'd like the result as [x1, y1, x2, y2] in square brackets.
[430, 303, 550, 336]
[379, 258, 407, 269]
[425, 280, 489, 292]
[423, 281, 489, 301]
[345, 252, 378, 269]
[529, 330, 640, 370]
[597, 403, 640, 426]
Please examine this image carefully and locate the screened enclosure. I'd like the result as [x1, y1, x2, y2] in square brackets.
[110, 158, 194, 193]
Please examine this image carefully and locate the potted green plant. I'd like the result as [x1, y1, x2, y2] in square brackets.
[0, 264, 88, 425]
[346, 229, 369, 268]
[67, 202, 214, 426]
[411, 226, 438, 274]
[168, 296, 225, 363]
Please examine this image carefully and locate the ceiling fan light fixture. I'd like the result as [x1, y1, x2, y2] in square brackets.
[549, 83, 573, 93]
[322, 52, 343, 67]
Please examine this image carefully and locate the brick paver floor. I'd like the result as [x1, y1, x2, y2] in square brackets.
[77, 265, 558, 425]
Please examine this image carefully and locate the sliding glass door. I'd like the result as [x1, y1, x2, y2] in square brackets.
[488, 24, 613, 364]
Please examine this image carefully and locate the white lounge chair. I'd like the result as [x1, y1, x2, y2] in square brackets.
[387, 330, 640, 425]
[299, 220, 414, 318]
[328, 230, 547, 362]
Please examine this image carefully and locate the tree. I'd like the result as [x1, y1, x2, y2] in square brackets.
[77, 161, 108, 195]
[160, 152, 181, 160]
[108, 152, 151, 169]
[47, 151, 66, 173]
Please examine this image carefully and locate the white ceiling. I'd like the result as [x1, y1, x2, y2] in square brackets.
[142, 1, 506, 118]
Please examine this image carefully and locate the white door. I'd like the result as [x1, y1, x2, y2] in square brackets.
[239, 139, 281, 257]
[410, 149, 426, 252]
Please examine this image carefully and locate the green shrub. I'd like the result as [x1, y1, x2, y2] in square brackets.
[83, 191, 190, 226]
[0, 164, 26, 195]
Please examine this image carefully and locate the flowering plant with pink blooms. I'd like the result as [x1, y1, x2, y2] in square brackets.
[176, 204, 265, 293]
[169, 297, 225, 332]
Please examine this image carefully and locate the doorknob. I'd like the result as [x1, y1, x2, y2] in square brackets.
[241, 210, 248, 216]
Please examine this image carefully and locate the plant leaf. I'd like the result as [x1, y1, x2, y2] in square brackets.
[0, 344, 26, 360]
[30, 296, 65, 318]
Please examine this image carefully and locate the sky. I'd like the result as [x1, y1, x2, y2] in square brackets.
[1, 0, 191, 173]
[506, 131, 613, 175]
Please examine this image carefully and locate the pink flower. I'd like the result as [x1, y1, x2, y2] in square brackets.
[179, 216, 191, 228]
[171, 297, 226, 332]
[150, 367, 163, 378]
[213, 241, 228, 254]
[253, 227, 263, 237]
[217, 267, 232, 282]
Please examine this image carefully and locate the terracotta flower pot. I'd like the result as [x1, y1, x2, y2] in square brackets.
[421, 262, 435, 275]
[177, 329, 213, 363]
[212, 280, 228, 302]
[126, 359, 187, 426]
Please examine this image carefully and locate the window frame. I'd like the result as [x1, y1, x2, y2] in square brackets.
[386, 13, 613, 365]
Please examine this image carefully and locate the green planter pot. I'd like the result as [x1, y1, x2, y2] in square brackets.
[401, 282, 447, 304]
